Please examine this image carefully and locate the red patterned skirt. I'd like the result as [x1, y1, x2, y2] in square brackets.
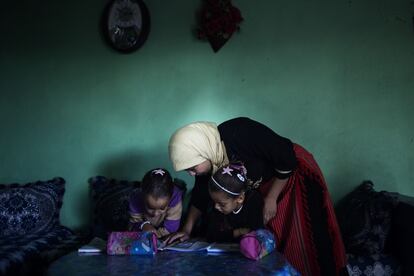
[259, 144, 348, 276]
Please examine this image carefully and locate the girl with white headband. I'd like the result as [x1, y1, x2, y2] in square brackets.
[206, 162, 264, 242]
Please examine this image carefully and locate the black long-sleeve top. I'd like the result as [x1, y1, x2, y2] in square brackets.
[190, 117, 297, 214]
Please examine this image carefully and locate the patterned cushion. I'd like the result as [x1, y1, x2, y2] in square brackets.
[336, 181, 398, 255]
[89, 176, 140, 240]
[0, 225, 80, 275]
[0, 177, 65, 236]
[347, 254, 401, 276]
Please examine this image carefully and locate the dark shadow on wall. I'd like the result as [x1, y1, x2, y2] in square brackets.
[96, 151, 147, 180]
[96, 144, 171, 177]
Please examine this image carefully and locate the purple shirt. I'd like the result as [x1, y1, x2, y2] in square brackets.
[129, 186, 183, 234]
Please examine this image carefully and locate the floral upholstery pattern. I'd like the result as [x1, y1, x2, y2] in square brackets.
[347, 254, 401, 276]
[336, 181, 398, 256]
[336, 181, 402, 276]
[0, 177, 65, 236]
[0, 178, 85, 276]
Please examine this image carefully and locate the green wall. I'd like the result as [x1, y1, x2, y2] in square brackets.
[1, 0, 413, 229]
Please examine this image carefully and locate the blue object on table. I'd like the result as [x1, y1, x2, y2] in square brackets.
[48, 250, 300, 275]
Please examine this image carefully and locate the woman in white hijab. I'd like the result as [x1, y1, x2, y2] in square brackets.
[166, 117, 347, 276]
[168, 121, 228, 175]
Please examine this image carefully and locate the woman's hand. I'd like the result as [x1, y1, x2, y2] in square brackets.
[164, 230, 190, 245]
[263, 196, 277, 225]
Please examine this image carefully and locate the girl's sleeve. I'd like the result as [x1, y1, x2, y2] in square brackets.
[128, 192, 145, 231]
[162, 188, 183, 234]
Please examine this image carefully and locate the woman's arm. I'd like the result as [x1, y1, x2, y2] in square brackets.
[182, 205, 201, 234]
[164, 205, 201, 244]
[263, 177, 288, 224]
[165, 175, 210, 244]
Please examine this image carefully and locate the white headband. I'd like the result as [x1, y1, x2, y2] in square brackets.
[211, 176, 241, 196]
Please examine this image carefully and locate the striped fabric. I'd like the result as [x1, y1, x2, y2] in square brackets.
[259, 144, 348, 276]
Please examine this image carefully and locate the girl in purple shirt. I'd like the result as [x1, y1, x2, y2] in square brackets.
[129, 168, 183, 238]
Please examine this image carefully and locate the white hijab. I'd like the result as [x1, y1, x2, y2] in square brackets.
[168, 121, 229, 174]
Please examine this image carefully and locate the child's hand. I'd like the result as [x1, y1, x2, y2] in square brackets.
[164, 231, 190, 245]
[142, 223, 157, 233]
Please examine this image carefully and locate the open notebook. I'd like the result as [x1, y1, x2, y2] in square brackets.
[78, 237, 107, 254]
[159, 239, 239, 253]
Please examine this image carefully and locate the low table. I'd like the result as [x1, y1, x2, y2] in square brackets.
[47, 250, 299, 275]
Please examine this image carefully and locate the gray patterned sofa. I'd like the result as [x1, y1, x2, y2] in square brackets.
[0, 178, 87, 276]
[336, 181, 414, 276]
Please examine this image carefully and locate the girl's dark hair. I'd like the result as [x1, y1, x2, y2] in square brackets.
[142, 168, 174, 199]
[208, 162, 248, 198]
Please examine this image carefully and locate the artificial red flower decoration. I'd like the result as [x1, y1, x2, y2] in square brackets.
[197, 0, 243, 52]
